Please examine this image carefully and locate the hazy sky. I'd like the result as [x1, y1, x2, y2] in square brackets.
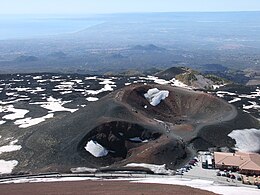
[1, 0, 260, 14]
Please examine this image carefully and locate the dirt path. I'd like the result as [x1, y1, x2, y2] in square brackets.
[0, 180, 217, 195]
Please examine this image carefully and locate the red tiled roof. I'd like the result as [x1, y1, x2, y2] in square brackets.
[214, 152, 260, 171]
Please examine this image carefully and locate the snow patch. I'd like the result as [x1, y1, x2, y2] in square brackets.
[53, 81, 74, 91]
[71, 79, 83, 84]
[216, 91, 237, 98]
[0, 98, 30, 105]
[14, 113, 54, 128]
[2, 105, 29, 120]
[99, 78, 115, 85]
[129, 137, 148, 143]
[0, 120, 6, 125]
[86, 97, 99, 102]
[30, 96, 78, 113]
[239, 88, 260, 99]
[0, 139, 22, 154]
[144, 88, 169, 106]
[28, 87, 45, 94]
[37, 79, 48, 83]
[33, 76, 42, 80]
[132, 177, 260, 195]
[139, 76, 171, 85]
[243, 101, 260, 110]
[85, 76, 97, 80]
[125, 163, 174, 175]
[228, 97, 241, 103]
[60, 91, 72, 95]
[212, 84, 225, 90]
[70, 167, 97, 173]
[228, 128, 260, 152]
[0, 176, 99, 184]
[13, 87, 31, 92]
[0, 160, 18, 174]
[85, 140, 108, 157]
[85, 86, 115, 95]
[171, 78, 190, 88]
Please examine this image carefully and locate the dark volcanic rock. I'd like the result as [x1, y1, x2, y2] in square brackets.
[8, 84, 259, 174]
[130, 44, 166, 52]
[155, 67, 187, 80]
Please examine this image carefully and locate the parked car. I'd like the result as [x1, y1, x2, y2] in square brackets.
[175, 170, 183, 175]
[230, 174, 236, 179]
[220, 171, 227, 177]
[184, 165, 192, 170]
[181, 167, 188, 172]
[176, 169, 183, 173]
[189, 160, 196, 165]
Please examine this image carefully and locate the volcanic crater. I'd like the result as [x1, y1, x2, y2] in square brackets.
[7, 84, 259, 173]
[78, 121, 162, 161]
[123, 85, 236, 126]
[76, 84, 238, 169]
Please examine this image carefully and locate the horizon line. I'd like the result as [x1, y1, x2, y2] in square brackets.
[1, 10, 260, 16]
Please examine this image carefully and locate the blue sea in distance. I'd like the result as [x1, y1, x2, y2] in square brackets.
[0, 15, 104, 40]
[1, 12, 260, 41]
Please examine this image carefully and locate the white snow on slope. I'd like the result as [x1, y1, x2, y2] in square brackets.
[0, 98, 30, 105]
[228, 128, 260, 152]
[0, 120, 6, 125]
[99, 78, 115, 85]
[0, 160, 18, 174]
[0, 176, 99, 184]
[239, 88, 260, 99]
[139, 76, 170, 85]
[6, 92, 18, 96]
[0, 139, 22, 154]
[86, 97, 99, 102]
[138, 76, 190, 89]
[13, 87, 31, 92]
[85, 78, 116, 95]
[85, 140, 108, 157]
[37, 79, 48, 83]
[243, 101, 260, 110]
[14, 113, 54, 128]
[60, 91, 72, 95]
[71, 79, 83, 84]
[70, 167, 97, 173]
[216, 91, 237, 98]
[30, 96, 78, 113]
[125, 163, 174, 175]
[33, 76, 42, 80]
[85, 85, 115, 95]
[144, 88, 169, 106]
[132, 177, 260, 195]
[212, 84, 225, 90]
[228, 97, 241, 104]
[85, 76, 97, 80]
[0, 175, 260, 195]
[2, 105, 29, 120]
[171, 78, 190, 88]
[128, 137, 148, 143]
